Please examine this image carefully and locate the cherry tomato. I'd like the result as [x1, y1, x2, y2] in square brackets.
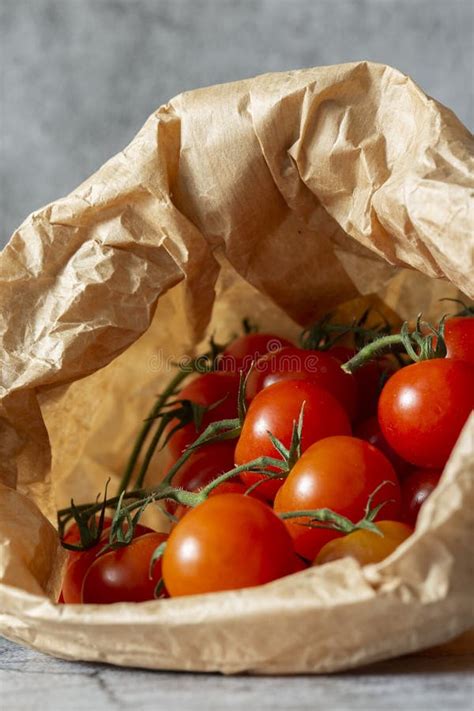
[61, 523, 153, 603]
[166, 372, 240, 458]
[245, 346, 357, 419]
[291, 554, 309, 573]
[81, 532, 168, 604]
[274, 435, 401, 560]
[400, 468, 442, 526]
[331, 346, 397, 422]
[162, 494, 295, 596]
[354, 416, 412, 479]
[165, 441, 237, 513]
[444, 317, 474, 364]
[219, 333, 294, 374]
[314, 521, 413, 566]
[378, 359, 474, 468]
[235, 379, 352, 500]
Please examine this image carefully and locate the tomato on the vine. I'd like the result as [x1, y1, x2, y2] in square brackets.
[235, 379, 352, 500]
[172, 480, 268, 523]
[274, 435, 401, 560]
[314, 521, 413, 566]
[162, 494, 295, 597]
[400, 468, 442, 526]
[245, 346, 357, 419]
[219, 333, 293, 374]
[443, 317, 474, 364]
[166, 372, 240, 458]
[165, 441, 236, 513]
[331, 346, 396, 422]
[61, 523, 153, 603]
[82, 532, 168, 604]
[378, 358, 474, 468]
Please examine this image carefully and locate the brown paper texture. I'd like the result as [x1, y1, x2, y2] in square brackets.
[0, 62, 473, 673]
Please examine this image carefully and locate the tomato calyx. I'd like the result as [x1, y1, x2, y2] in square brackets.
[278, 481, 397, 537]
[300, 309, 392, 352]
[342, 315, 448, 374]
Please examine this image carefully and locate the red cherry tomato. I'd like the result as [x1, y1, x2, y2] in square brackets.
[291, 554, 309, 573]
[165, 441, 236, 513]
[444, 317, 474, 364]
[400, 468, 442, 526]
[378, 359, 474, 468]
[235, 379, 352, 500]
[219, 333, 294, 374]
[162, 494, 295, 596]
[274, 435, 401, 560]
[331, 346, 397, 422]
[61, 523, 153, 603]
[245, 346, 357, 419]
[354, 416, 412, 479]
[81, 532, 168, 604]
[166, 372, 240, 458]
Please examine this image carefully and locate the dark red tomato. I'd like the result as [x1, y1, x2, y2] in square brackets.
[354, 416, 412, 479]
[245, 346, 357, 419]
[61, 523, 153, 603]
[82, 532, 168, 604]
[165, 441, 236, 514]
[235, 379, 352, 500]
[331, 346, 397, 422]
[162, 494, 295, 596]
[400, 469, 442, 526]
[219, 333, 294, 374]
[378, 359, 474, 468]
[444, 317, 474, 364]
[274, 435, 401, 560]
[166, 372, 241, 458]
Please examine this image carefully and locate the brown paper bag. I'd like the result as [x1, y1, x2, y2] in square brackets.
[0, 62, 473, 674]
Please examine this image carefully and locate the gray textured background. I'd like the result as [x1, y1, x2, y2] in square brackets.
[1, 0, 473, 247]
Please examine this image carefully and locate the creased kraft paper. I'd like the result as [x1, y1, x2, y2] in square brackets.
[0, 62, 473, 674]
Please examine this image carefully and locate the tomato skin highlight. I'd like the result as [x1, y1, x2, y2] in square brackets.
[166, 372, 240, 458]
[444, 317, 474, 365]
[314, 521, 413, 566]
[274, 435, 401, 560]
[235, 379, 352, 501]
[400, 469, 442, 526]
[81, 532, 168, 604]
[378, 359, 474, 468]
[162, 494, 295, 597]
[245, 346, 357, 419]
[219, 333, 293, 374]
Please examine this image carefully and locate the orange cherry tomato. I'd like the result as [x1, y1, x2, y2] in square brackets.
[314, 521, 413, 566]
[162, 494, 295, 597]
[235, 379, 352, 501]
[274, 435, 401, 560]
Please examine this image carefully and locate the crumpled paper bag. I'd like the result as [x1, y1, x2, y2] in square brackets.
[0, 61, 473, 674]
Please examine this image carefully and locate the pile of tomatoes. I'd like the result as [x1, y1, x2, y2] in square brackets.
[60, 310, 474, 604]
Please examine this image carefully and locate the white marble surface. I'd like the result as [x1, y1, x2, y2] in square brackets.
[1, 635, 473, 711]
